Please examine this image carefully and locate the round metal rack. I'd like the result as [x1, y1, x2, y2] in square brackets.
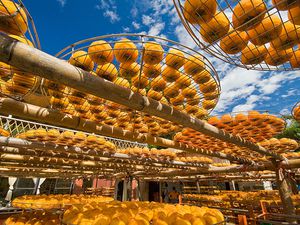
[173, 0, 300, 71]
[0, 0, 41, 100]
[42, 34, 222, 137]
[292, 100, 300, 123]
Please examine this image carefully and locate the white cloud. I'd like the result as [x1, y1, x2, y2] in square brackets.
[96, 0, 120, 23]
[214, 85, 256, 113]
[282, 89, 298, 98]
[258, 71, 300, 94]
[213, 67, 300, 114]
[57, 0, 66, 7]
[148, 22, 165, 36]
[174, 24, 198, 49]
[220, 68, 262, 93]
[123, 27, 130, 32]
[103, 10, 120, 23]
[268, 8, 289, 22]
[132, 21, 141, 30]
[232, 103, 256, 112]
[131, 6, 138, 17]
[231, 95, 260, 112]
[280, 108, 290, 115]
[142, 15, 155, 26]
[97, 0, 109, 9]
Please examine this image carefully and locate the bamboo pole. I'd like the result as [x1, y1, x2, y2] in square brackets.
[0, 137, 207, 169]
[0, 154, 159, 172]
[0, 34, 280, 160]
[141, 174, 280, 182]
[0, 161, 144, 175]
[0, 147, 192, 171]
[274, 162, 297, 223]
[0, 98, 253, 164]
[133, 159, 300, 177]
[0, 164, 114, 175]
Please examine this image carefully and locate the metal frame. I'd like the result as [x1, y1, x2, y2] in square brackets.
[0, 114, 146, 149]
[292, 101, 300, 122]
[0, 0, 41, 101]
[54, 33, 221, 114]
[173, 0, 300, 71]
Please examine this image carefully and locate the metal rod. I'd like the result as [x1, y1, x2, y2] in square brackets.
[0, 34, 280, 160]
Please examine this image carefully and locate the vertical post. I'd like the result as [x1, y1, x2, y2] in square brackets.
[274, 163, 297, 224]
[231, 180, 236, 191]
[70, 180, 74, 195]
[159, 181, 162, 203]
[128, 176, 133, 201]
[114, 179, 118, 200]
[54, 178, 58, 194]
[33, 178, 40, 195]
[137, 179, 141, 201]
[263, 181, 272, 190]
[122, 178, 127, 202]
[196, 180, 201, 193]
[238, 215, 248, 225]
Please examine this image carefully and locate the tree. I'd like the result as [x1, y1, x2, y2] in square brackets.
[276, 118, 300, 151]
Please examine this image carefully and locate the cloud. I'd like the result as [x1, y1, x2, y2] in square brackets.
[231, 95, 261, 112]
[213, 66, 300, 114]
[174, 24, 198, 49]
[96, 0, 120, 23]
[132, 21, 141, 30]
[142, 15, 155, 26]
[57, 0, 66, 7]
[280, 108, 290, 115]
[282, 89, 298, 98]
[123, 27, 130, 32]
[232, 103, 256, 112]
[258, 71, 300, 94]
[148, 22, 165, 36]
[131, 6, 138, 17]
[220, 68, 262, 92]
[103, 10, 120, 23]
[213, 68, 262, 113]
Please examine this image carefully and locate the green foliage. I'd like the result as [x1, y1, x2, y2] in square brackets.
[276, 118, 300, 151]
[276, 119, 300, 140]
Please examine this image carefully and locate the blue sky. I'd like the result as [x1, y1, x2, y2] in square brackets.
[24, 0, 300, 116]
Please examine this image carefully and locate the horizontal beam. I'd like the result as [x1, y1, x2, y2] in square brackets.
[0, 166, 115, 178]
[134, 159, 300, 177]
[141, 174, 279, 182]
[0, 160, 151, 174]
[0, 137, 207, 170]
[0, 34, 280, 160]
[0, 98, 253, 164]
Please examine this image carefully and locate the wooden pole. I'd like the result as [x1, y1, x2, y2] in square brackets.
[134, 159, 300, 177]
[0, 155, 142, 171]
[137, 179, 142, 201]
[274, 162, 297, 224]
[122, 178, 127, 202]
[238, 215, 248, 225]
[196, 180, 201, 193]
[159, 181, 162, 203]
[0, 34, 280, 160]
[0, 137, 206, 170]
[0, 98, 253, 164]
